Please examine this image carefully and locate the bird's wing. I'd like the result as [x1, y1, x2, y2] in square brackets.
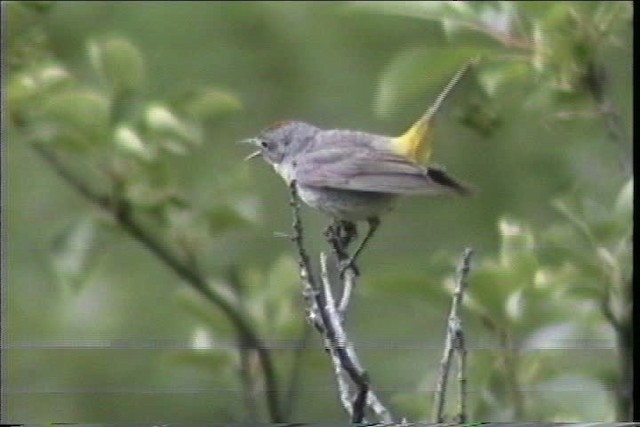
[294, 146, 469, 195]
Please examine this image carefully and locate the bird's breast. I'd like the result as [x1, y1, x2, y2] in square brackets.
[297, 184, 397, 221]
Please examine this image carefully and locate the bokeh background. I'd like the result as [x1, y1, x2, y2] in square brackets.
[5, 1, 633, 423]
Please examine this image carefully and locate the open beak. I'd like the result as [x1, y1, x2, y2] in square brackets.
[238, 137, 262, 161]
[244, 150, 261, 161]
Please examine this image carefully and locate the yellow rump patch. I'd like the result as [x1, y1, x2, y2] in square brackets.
[392, 116, 434, 164]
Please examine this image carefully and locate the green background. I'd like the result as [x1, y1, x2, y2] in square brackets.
[5, 1, 633, 423]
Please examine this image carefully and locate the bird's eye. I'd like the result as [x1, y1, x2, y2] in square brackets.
[260, 140, 269, 149]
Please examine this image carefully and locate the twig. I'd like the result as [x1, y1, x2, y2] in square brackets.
[324, 222, 358, 319]
[282, 322, 312, 420]
[237, 332, 259, 422]
[288, 182, 323, 332]
[456, 328, 467, 424]
[337, 266, 356, 318]
[432, 248, 473, 423]
[582, 60, 632, 175]
[600, 275, 633, 420]
[32, 143, 283, 422]
[227, 266, 258, 422]
[288, 182, 392, 423]
[319, 253, 370, 423]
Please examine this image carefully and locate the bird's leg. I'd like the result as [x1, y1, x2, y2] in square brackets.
[336, 220, 357, 250]
[324, 220, 346, 259]
[339, 216, 380, 277]
[324, 220, 357, 262]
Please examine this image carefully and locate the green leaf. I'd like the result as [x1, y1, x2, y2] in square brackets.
[109, 89, 140, 125]
[125, 181, 179, 210]
[7, 63, 73, 112]
[350, 1, 475, 23]
[508, 286, 565, 336]
[144, 103, 202, 154]
[40, 88, 109, 128]
[465, 263, 519, 325]
[516, 1, 569, 21]
[535, 263, 604, 302]
[176, 88, 243, 121]
[498, 217, 538, 280]
[33, 88, 110, 150]
[551, 198, 595, 246]
[476, 59, 531, 97]
[50, 216, 102, 293]
[5, 2, 51, 71]
[207, 204, 255, 235]
[613, 178, 633, 224]
[145, 103, 192, 137]
[88, 37, 145, 93]
[456, 98, 503, 137]
[114, 125, 156, 162]
[476, 2, 516, 39]
[249, 255, 301, 336]
[374, 46, 481, 118]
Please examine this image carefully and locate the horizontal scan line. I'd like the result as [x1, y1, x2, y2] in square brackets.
[4, 385, 624, 395]
[2, 339, 616, 350]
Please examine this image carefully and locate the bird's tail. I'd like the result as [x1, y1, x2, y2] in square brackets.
[392, 57, 478, 164]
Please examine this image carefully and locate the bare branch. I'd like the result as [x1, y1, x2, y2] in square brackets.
[288, 181, 323, 332]
[323, 221, 359, 319]
[32, 143, 283, 422]
[456, 328, 468, 423]
[337, 267, 357, 318]
[319, 253, 369, 422]
[433, 248, 473, 423]
[288, 182, 392, 423]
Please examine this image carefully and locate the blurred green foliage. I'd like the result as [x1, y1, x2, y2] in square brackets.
[4, 1, 632, 423]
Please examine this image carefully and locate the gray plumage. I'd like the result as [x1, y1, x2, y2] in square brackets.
[247, 121, 469, 221]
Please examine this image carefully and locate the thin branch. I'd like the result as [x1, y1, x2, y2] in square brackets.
[432, 323, 455, 421]
[282, 321, 312, 419]
[582, 60, 632, 175]
[456, 328, 468, 424]
[32, 143, 283, 422]
[319, 253, 370, 423]
[227, 266, 258, 422]
[288, 181, 323, 333]
[288, 182, 392, 423]
[236, 333, 259, 422]
[600, 273, 633, 420]
[337, 266, 356, 318]
[433, 248, 473, 423]
[324, 222, 358, 319]
[318, 253, 392, 422]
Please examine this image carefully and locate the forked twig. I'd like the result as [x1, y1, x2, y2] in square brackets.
[433, 248, 473, 423]
[288, 181, 392, 423]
